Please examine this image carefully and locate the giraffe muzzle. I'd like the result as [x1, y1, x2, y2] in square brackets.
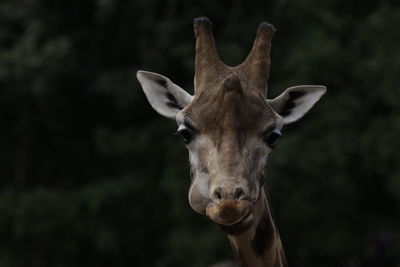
[206, 199, 253, 226]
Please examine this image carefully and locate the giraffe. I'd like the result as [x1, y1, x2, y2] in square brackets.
[137, 17, 326, 267]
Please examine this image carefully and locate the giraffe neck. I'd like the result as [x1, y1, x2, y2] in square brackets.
[226, 187, 288, 267]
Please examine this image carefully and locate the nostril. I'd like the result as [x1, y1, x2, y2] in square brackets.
[213, 187, 246, 201]
[214, 188, 222, 200]
[234, 187, 244, 200]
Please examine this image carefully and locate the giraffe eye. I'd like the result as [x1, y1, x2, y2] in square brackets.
[177, 129, 193, 144]
[264, 129, 282, 149]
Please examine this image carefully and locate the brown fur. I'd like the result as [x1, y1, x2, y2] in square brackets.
[251, 208, 276, 256]
[207, 199, 252, 225]
[137, 16, 326, 267]
[232, 247, 248, 267]
[189, 17, 287, 267]
[227, 189, 287, 267]
[193, 17, 275, 97]
[182, 81, 277, 144]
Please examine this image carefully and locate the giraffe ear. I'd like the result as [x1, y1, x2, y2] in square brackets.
[137, 71, 193, 119]
[268, 85, 327, 124]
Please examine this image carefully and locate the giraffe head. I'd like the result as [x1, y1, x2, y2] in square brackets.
[137, 17, 326, 232]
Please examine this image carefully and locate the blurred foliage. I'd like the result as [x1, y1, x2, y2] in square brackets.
[0, 0, 400, 266]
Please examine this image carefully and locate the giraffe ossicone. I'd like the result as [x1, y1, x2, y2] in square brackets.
[137, 16, 326, 267]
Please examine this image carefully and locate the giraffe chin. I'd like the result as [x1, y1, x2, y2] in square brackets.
[214, 212, 254, 236]
[206, 200, 254, 235]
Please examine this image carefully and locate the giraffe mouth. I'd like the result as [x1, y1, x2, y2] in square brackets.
[206, 199, 253, 225]
[214, 212, 254, 235]
[206, 199, 255, 236]
[234, 212, 253, 226]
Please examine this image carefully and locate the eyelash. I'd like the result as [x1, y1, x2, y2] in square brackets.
[176, 125, 282, 148]
[176, 127, 195, 144]
[263, 129, 282, 149]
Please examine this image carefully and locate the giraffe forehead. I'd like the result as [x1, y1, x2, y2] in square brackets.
[183, 89, 277, 134]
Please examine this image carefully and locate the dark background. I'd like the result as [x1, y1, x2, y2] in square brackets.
[1, 0, 399, 266]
